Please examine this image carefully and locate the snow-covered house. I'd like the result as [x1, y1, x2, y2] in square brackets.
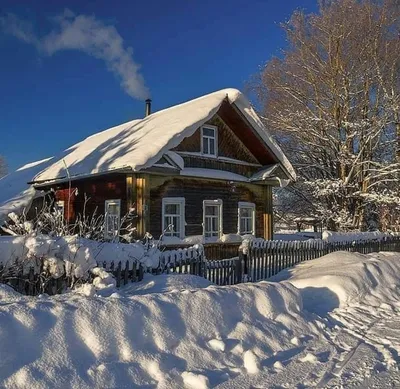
[0, 88, 295, 242]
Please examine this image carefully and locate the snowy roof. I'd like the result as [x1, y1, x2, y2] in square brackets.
[32, 88, 295, 183]
[0, 157, 54, 225]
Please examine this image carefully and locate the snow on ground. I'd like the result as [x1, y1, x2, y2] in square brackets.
[1, 251, 400, 388]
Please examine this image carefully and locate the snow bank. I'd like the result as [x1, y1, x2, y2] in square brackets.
[0, 235, 149, 278]
[272, 251, 400, 312]
[1, 251, 400, 387]
[162, 233, 246, 246]
[0, 235, 204, 284]
[118, 273, 213, 296]
[0, 235, 98, 278]
[322, 230, 392, 242]
[0, 276, 314, 388]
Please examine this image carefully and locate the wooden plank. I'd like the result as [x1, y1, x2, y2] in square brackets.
[136, 174, 150, 237]
[263, 186, 273, 240]
[126, 173, 136, 212]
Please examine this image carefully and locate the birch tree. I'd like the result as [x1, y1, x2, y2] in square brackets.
[254, 0, 400, 230]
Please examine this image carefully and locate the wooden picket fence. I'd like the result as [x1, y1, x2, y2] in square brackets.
[1, 236, 400, 295]
[244, 237, 400, 282]
[159, 236, 400, 286]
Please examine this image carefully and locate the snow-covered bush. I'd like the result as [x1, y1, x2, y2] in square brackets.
[2, 197, 138, 243]
[0, 231, 205, 295]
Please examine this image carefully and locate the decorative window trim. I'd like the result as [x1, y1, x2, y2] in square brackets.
[238, 202, 256, 235]
[162, 197, 185, 238]
[203, 199, 223, 238]
[200, 125, 218, 157]
[104, 199, 121, 240]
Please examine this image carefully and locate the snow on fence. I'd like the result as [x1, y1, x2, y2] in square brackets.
[321, 231, 396, 243]
[0, 236, 206, 295]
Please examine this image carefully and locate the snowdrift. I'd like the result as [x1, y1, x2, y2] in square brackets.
[321, 230, 394, 242]
[0, 235, 203, 279]
[0, 235, 147, 278]
[272, 251, 400, 315]
[0, 276, 316, 389]
[1, 250, 400, 388]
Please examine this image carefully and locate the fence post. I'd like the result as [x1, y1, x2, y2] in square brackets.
[124, 261, 129, 285]
[28, 267, 35, 296]
[116, 262, 121, 288]
[235, 257, 242, 284]
[243, 251, 249, 282]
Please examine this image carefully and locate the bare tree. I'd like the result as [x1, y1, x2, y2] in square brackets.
[252, 0, 400, 231]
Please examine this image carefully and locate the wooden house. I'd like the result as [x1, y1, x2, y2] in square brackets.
[4, 89, 295, 245]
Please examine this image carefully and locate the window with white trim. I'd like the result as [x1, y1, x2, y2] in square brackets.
[162, 198, 185, 238]
[55, 200, 65, 219]
[201, 125, 217, 156]
[203, 199, 223, 238]
[238, 202, 255, 235]
[105, 199, 121, 240]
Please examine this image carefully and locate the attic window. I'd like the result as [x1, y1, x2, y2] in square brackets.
[201, 125, 218, 157]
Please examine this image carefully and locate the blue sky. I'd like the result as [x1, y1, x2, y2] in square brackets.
[0, 0, 317, 171]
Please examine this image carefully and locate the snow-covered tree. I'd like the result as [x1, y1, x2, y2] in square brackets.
[253, 0, 400, 231]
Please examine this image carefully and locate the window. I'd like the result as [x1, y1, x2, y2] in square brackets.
[55, 200, 65, 218]
[105, 199, 121, 240]
[201, 125, 217, 156]
[203, 199, 223, 238]
[162, 198, 185, 238]
[238, 202, 255, 235]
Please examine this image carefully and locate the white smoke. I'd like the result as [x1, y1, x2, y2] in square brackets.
[0, 9, 149, 99]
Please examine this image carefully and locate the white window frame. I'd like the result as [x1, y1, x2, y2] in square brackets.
[203, 199, 223, 239]
[162, 197, 185, 238]
[238, 202, 256, 235]
[55, 200, 65, 219]
[201, 125, 218, 157]
[104, 199, 121, 240]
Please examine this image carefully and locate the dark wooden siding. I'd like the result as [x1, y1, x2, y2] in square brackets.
[149, 176, 269, 239]
[217, 100, 277, 165]
[53, 174, 128, 221]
